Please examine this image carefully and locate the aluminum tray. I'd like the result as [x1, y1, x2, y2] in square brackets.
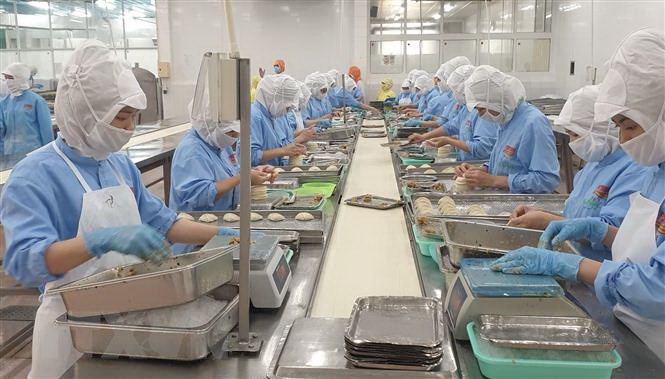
[275, 195, 325, 210]
[47, 247, 235, 317]
[477, 315, 617, 352]
[345, 194, 404, 210]
[400, 160, 487, 175]
[277, 164, 344, 177]
[56, 285, 239, 361]
[362, 131, 387, 138]
[410, 193, 568, 221]
[344, 354, 443, 372]
[187, 210, 325, 244]
[345, 296, 444, 348]
[315, 127, 355, 140]
[395, 127, 429, 138]
[440, 219, 579, 267]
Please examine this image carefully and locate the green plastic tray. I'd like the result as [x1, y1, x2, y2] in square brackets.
[399, 156, 434, 165]
[467, 322, 621, 379]
[294, 182, 336, 198]
[411, 224, 440, 259]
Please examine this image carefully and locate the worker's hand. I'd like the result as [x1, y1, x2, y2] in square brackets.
[463, 170, 497, 188]
[408, 133, 425, 143]
[83, 225, 171, 262]
[250, 169, 270, 185]
[510, 205, 536, 219]
[283, 143, 306, 157]
[454, 163, 472, 177]
[508, 210, 560, 230]
[404, 119, 422, 127]
[490, 247, 584, 282]
[539, 218, 609, 250]
[423, 136, 449, 148]
[369, 106, 380, 113]
[217, 227, 240, 237]
[295, 127, 317, 144]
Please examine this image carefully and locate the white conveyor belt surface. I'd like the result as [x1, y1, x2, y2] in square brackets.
[310, 132, 420, 318]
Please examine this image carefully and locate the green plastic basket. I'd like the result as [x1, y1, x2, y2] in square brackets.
[411, 224, 441, 259]
[294, 182, 336, 198]
[467, 322, 621, 379]
[400, 156, 433, 165]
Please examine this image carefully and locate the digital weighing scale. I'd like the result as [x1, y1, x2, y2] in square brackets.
[204, 235, 292, 309]
[443, 258, 587, 340]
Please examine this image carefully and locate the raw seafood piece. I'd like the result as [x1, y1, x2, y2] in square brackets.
[198, 213, 219, 223]
[295, 212, 315, 221]
[223, 213, 240, 222]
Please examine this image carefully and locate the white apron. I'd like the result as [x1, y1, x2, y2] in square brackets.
[611, 192, 665, 362]
[29, 142, 143, 379]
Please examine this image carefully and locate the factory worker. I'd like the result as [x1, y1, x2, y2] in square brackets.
[347, 65, 364, 103]
[396, 79, 412, 106]
[273, 59, 286, 74]
[302, 72, 333, 128]
[249, 74, 306, 166]
[454, 66, 560, 193]
[0, 62, 53, 155]
[421, 65, 497, 161]
[376, 78, 395, 101]
[403, 75, 435, 117]
[333, 76, 380, 113]
[250, 75, 261, 103]
[0, 40, 240, 378]
[287, 81, 317, 142]
[398, 70, 428, 110]
[508, 85, 649, 260]
[491, 29, 665, 362]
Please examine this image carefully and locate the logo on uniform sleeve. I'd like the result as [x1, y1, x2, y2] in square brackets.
[656, 211, 665, 235]
[228, 153, 237, 165]
[24, 104, 33, 110]
[503, 145, 516, 157]
[593, 185, 610, 199]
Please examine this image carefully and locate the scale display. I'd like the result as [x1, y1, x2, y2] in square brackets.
[272, 255, 290, 294]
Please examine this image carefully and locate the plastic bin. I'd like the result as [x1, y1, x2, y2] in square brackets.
[411, 224, 441, 259]
[399, 156, 433, 165]
[467, 322, 621, 379]
[294, 182, 336, 198]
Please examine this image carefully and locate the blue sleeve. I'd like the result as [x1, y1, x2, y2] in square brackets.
[594, 243, 665, 320]
[599, 163, 650, 227]
[249, 113, 266, 166]
[443, 119, 460, 136]
[124, 156, 177, 235]
[170, 148, 219, 211]
[345, 92, 361, 108]
[0, 175, 63, 287]
[508, 120, 561, 194]
[0, 103, 5, 156]
[353, 86, 363, 99]
[467, 117, 497, 160]
[36, 96, 53, 145]
[302, 102, 313, 121]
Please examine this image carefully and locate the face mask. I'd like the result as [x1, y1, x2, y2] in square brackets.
[568, 122, 612, 162]
[481, 111, 503, 124]
[6, 78, 24, 96]
[85, 119, 134, 159]
[316, 89, 327, 100]
[273, 66, 281, 74]
[620, 119, 665, 166]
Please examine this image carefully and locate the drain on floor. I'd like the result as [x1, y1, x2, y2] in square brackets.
[0, 305, 38, 321]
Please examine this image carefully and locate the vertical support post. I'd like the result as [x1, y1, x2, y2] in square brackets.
[237, 57, 251, 341]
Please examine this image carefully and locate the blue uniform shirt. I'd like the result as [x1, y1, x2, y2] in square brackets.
[423, 91, 452, 120]
[273, 114, 295, 145]
[169, 129, 239, 212]
[396, 91, 412, 104]
[487, 102, 560, 194]
[438, 99, 462, 126]
[594, 163, 665, 319]
[352, 85, 363, 101]
[0, 91, 53, 155]
[444, 108, 497, 161]
[0, 137, 177, 289]
[328, 87, 361, 109]
[564, 148, 651, 260]
[302, 96, 332, 121]
[245, 102, 286, 166]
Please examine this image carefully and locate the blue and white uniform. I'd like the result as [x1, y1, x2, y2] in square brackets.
[443, 107, 497, 161]
[0, 91, 53, 155]
[246, 101, 287, 166]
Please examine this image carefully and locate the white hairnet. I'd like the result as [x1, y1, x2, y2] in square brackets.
[447, 65, 476, 104]
[255, 74, 300, 118]
[438, 56, 472, 91]
[305, 72, 329, 100]
[3, 62, 31, 92]
[55, 40, 146, 159]
[414, 75, 433, 93]
[343, 76, 356, 91]
[464, 65, 526, 124]
[408, 69, 429, 87]
[401, 79, 411, 89]
[297, 81, 311, 110]
[327, 69, 339, 86]
[556, 86, 608, 135]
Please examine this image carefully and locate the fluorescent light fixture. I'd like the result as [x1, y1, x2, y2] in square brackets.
[443, 3, 455, 12]
[28, 1, 49, 10]
[432, 13, 441, 20]
[520, 5, 535, 11]
[559, 3, 581, 12]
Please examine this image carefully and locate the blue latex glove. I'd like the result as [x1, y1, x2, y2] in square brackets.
[316, 119, 332, 129]
[218, 227, 240, 236]
[83, 225, 170, 262]
[490, 247, 584, 281]
[423, 114, 433, 121]
[404, 119, 422, 127]
[539, 218, 609, 250]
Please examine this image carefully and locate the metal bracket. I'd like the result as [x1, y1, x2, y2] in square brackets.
[223, 332, 263, 353]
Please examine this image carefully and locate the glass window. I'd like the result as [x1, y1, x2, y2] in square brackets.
[18, 27, 51, 49]
[479, 39, 513, 72]
[442, 40, 476, 64]
[406, 40, 439, 72]
[0, 50, 19, 69]
[370, 0, 404, 35]
[516, 0, 552, 32]
[126, 49, 158, 76]
[19, 50, 52, 78]
[17, 1, 49, 29]
[52, 30, 89, 49]
[124, 2, 157, 48]
[89, 3, 124, 49]
[443, 1, 478, 34]
[515, 38, 550, 72]
[0, 1, 16, 28]
[49, 1, 89, 30]
[420, 1, 442, 35]
[480, 0, 514, 33]
[0, 25, 18, 49]
[53, 49, 74, 78]
[370, 40, 404, 74]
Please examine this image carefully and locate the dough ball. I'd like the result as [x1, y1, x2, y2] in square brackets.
[424, 169, 437, 175]
[223, 213, 240, 222]
[308, 166, 322, 172]
[441, 167, 456, 174]
[420, 164, 431, 169]
[198, 213, 219, 223]
[177, 212, 195, 221]
[250, 212, 264, 222]
[295, 212, 315, 221]
[291, 167, 303, 172]
[326, 165, 339, 172]
[406, 165, 417, 171]
[267, 213, 285, 222]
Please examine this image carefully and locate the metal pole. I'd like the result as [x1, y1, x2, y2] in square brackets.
[237, 57, 251, 342]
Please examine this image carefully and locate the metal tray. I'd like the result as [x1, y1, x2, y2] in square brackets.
[187, 210, 325, 244]
[410, 193, 568, 221]
[275, 195, 325, 210]
[362, 119, 385, 128]
[362, 131, 387, 138]
[315, 127, 355, 140]
[439, 219, 580, 268]
[395, 127, 429, 138]
[477, 315, 617, 352]
[400, 160, 487, 175]
[47, 247, 235, 317]
[345, 296, 444, 348]
[277, 165, 344, 178]
[344, 354, 443, 372]
[345, 194, 404, 210]
[268, 178, 300, 190]
[56, 285, 239, 361]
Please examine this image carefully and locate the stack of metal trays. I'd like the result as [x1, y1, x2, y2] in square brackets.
[344, 296, 445, 371]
